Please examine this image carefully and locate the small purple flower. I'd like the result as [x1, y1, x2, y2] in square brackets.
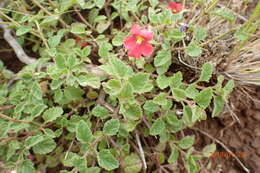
[180, 23, 189, 32]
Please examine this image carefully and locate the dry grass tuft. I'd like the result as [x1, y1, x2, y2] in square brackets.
[224, 38, 260, 86]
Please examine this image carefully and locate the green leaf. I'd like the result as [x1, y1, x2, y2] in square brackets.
[194, 27, 207, 41]
[71, 23, 86, 34]
[185, 155, 199, 173]
[98, 42, 112, 58]
[30, 82, 42, 100]
[121, 102, 142, 120]
[191, 105, 206, 122]
[103, 79, 122, 95]
[156, 75, 170, 89]
[168, 147, 179, 163]
[160, 10, 173, 25]
[62, 152, 79, 167]
[95, 0, 105, 8]
[40, 16, 59, 26]
[150, 119, 165, 136]
[31, 104, 47, 118]
[154, 50, 171, 67]
[148, 8, 159, 24]
[44, 128, 56, 138]
[66, 55, 78, 68]
[103, 119, 120, 136]
[16, 26, 32, 36]
[110, 57, 133, 79]
[185, 84, 199, 99]
[143, 100, 159, 113]
[85, 167, 100, 173]
[215, 75, 225, 91]
[76, 120, 94, 143]
[212, 95, 225, 117]
[149, 0, 159, 7]
[81, 46, 92, 57]
[183, 105, 193, 126]
[234, 27, 250, 41]
[60, 0, 78, 12]
[129, 73, 151, 93]
[117, 83, 134, 101]
[223, 80, 234, 97]
[177, 136, 195, 149]
[96, 21, 110, 33]
[199, 62, 213, 82]
[32, 138, 56, 154]
[97, 149, 119, 171]
[123, 120, 139, 132]
[123, 153, 142, 173]
[186, 42, 202, 57]
[92, 105, 110, 119]
[64, 86, 84, 101]
[42, 107, 63, 123]
[194, 88, 213, 108]
[112, 32, 126, 46]
[50, 79, 63, 90]
[0, 96, 6, 104]
[78, 74, 100, 88]
[165, 112, 181, 127]
[88, 8, 99, 24]
[211, 8, 236, 22]
[55, 55, 66, 69]
[156, 59, 171, 75]
[202, 144, 216, 157]
[77, 0, 85, 7]
[25, 134, 45, 149]
[172, 88, 186, 102]
[48, 35, 62, 48]
[153, 93, 168, 105]
[18, 160, 35, 173]
[166, 29, 185, 42]
[94, 15, 107, 23]
[170, 72, 183, 88]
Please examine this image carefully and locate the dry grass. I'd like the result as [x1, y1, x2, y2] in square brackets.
[224, 38, 260, 86]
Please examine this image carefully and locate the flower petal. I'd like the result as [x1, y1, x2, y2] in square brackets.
[140, 41, 153, 56]
[124, 35, 137, 49]
[139, 29, 153, 40]
[168, 2, 182, 13]
[131, 24, 141, 35]
[128, 45, 142, 58]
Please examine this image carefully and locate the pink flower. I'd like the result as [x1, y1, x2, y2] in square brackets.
[123, 24, 153, 58]
[167, 2, 183, 14]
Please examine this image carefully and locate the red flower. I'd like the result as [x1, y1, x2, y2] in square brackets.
[123, 24, 153, 58]
[75, 37, 90, 48]
[167, 2, 183, 14]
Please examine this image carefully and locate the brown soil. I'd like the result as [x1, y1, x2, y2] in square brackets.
[194, 87, 260, 173]
[0, 35, 25, 73]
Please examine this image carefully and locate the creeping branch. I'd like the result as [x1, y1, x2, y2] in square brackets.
[0, 18, 37, 64]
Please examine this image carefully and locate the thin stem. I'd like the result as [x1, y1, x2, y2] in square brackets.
[135, 131, 147, 170]
[0, 112, 41, 127]
[35, 20, 49, 49]
[0, 48, 13, 53]
[30, 0, 68, 28]
[73, 6, 95, 31]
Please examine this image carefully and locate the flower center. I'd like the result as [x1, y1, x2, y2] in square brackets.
[172, 9, 177, 13]
[136, 35, 144, 44]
